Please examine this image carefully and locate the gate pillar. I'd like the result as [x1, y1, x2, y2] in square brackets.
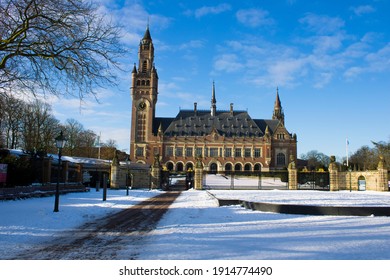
[328, 156, 339, 191]
[377, 156, 388, 192]
[194, 156, 203, 190]
[110, 150, 121, 188]
[288, 155, 297, 190]
[151, 154, 161, 189]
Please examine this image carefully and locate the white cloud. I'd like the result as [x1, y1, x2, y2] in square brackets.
[97, 1, 172, 47]
[179, 40, 206, 50]
[263, 58, 307, 87]
[313, 72, 333, 89]
[159, 81, 180, 93]
[350, 5, 376, 16]
[312, 34, 346, 54]
[344, 66, 364, 79]
[344, 43, 390, 78]
[194, 3, 231, 18]
[236, 9, 275, 27]
[365, 43, 390, 72]
[299, 13, 345, 35]
[213, 54, 244, 73]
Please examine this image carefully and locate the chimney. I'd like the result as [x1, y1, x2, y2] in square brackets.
[230, 103, 234, 115]
[194, 102, 197, 115]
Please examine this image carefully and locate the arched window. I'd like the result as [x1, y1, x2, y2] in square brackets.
[176, 162, 184, 172]
[166, 162, 174, 171]
[136, 113, 146, 142]
[146, 80, 150, 86]
[186, 163, 194, 171]
[244, 163, 251, 171]
[141, 80, 146, 86]
[142, 60, 147, 73]
[136, 80, 141, 86]
[234, 163, 242, 171]
[277, 153, 286, 166]
[225, 163, 232, 171]
[210, 163, 218, 174]
[254, 164, 262, 171]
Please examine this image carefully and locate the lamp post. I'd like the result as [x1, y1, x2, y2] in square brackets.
[54, 131, 67, 212]
[125, 156, 130, 196]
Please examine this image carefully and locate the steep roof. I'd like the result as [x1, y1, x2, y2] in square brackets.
[142, 26, 152, 42]
[153, 110, 281, 137]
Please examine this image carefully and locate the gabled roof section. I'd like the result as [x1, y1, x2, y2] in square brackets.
[153, 117, 174, 135]
[253, 119, 280, 135]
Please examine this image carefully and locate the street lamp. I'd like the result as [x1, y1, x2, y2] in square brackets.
[125, 156, 130, 196]
[54, 131, 67, 212]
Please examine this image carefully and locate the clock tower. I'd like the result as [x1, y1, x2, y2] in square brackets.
[130, 26, 159, 162]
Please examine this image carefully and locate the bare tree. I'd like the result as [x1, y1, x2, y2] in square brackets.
[22, 99, 59, 153]
[0, 0, 126, 99]
[349, 145, 377, 170]
[64, 118, 84, 156]
[1, 95, 24, 148]
[300, 150, 330, 170]
[78, 129, 98, 158]
[372, 140, 390, 169]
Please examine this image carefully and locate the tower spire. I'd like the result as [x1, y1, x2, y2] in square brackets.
[142, 25, 152, 42]
[272, 87, 285, 124]
[211, 81, 217, 116]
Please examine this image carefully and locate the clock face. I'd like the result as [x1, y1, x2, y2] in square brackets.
[138, 102, 146, 110]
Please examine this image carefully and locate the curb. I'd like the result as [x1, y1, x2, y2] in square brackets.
[217, 199, 390, 217]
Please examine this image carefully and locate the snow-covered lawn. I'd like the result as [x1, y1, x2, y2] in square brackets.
[1, 188, 390, 260]
[0, 189, 159, 259]
[140, 190, 390, 260]
[210, 189, 390, 207]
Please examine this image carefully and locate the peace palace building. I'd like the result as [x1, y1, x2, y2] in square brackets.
[130, 27, 297, 172]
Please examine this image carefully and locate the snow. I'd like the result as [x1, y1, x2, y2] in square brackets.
[140, 190, 390, 260]
[210, 189, 390, 207]
[0, 189, 159, 258]
[1, 186, 390, 260]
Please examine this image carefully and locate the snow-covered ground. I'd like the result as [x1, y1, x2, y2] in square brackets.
[1, 187, 390, 260]
[0, 189, 159, 259]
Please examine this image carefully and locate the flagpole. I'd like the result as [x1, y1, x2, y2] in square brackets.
[346, 138, 349, 167]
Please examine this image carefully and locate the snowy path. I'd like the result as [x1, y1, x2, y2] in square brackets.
[10, 192, 181, 260]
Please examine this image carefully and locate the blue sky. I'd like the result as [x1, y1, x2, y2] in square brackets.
[49, 0, 390, 160]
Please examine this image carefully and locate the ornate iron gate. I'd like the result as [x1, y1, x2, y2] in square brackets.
[161, 170, 194, 191]
[298, 171, 329, 190]
[203, 170, 288, 190]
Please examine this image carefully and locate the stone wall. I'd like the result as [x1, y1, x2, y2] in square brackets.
[334, 170, 388, 191]
[289, 156, 388, 192]
[330, 156, 388, 192]
[110, 163, 151, 189]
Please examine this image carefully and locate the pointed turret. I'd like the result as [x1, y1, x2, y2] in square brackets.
[211, 81, 217, 116]
[274, 87, 281, 108]
[142, 25, 152, 43]
[272, 87, 285, 125]
[158, 122, 163, 135]
[265, 125, 270, 137]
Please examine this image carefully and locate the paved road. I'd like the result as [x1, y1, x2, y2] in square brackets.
[13, 191, 182, 260]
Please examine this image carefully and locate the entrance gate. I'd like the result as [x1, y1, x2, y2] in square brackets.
[358, 175, 366, 191]
[203, 170, 288, 190]
[161, 170, 194, 191]
[298, 171, 329, 190]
